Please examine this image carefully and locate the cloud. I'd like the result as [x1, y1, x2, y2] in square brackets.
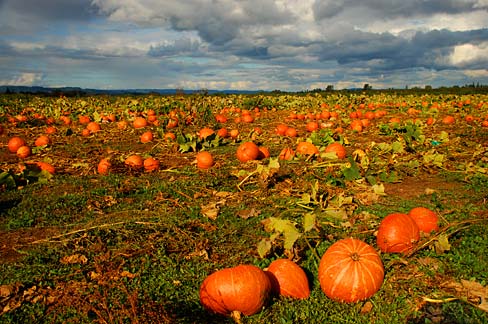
[0, 72, 44, 86]
[313, 0, 488, 21]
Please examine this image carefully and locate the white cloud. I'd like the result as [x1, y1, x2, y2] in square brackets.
[1, 72, 44, 85]
[449, 42, 488, 65]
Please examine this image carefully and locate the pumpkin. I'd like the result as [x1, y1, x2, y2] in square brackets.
[86, 121, 101, 132]
[229, 129, 239, 139]
[198, 127, 215, 140]
[140, 131, 154, 143]
[196, 151, 214, 169]
[441, 115, 455, 125]
[216, 128, 228, 138]
[318, 238, 384, 303]
[34, 161, 55, 174]
[275, 124, 288, 136]
[124, 155, 143, 170]
[16, 145, 31, 159]
[8, 136, 26, 153]
[284, 127, 298, 137]
[143, 157, 160, 172]
[376, 213, 420, 254]
[236, 141, 260, 163]
[81, 128, 91, 137]
[265, 259, 310, 299]
[306, 121, 319, 132]
[257, 146, 271, 160]
[133, 117, 148, 129]
[325, 142, 346, 159]
[35, 135, 51, 147]
[408, 207, 439, 234]
[278, 147, 295, 161]
[164, 132, 176, 141]
[97, 158, 111, 175]
[199, 264, 271, 316]
[78, 115, 91, 124]
[296, 142, 319, 155]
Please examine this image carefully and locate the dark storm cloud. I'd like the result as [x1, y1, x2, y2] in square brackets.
[315, 28, 488, 71]
[3, 0, 97, 21]
[313, 0, 488, 20]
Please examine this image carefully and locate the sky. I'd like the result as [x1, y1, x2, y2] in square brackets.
[0, 0, 487, 91]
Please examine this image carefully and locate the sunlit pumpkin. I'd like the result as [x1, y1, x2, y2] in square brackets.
[196, 151, 214, 169]
[236, 141, 260, 163]
[325, 142, 346, 159]
[8, 136, 26, 153]
[318, 238, 384, 303]
[296, 142, 319, 155]
[97, 158, 111, 175]
[16, 145, 31, 159]
[143, 157, 160, 172]
[124, 155, 144, 170]
[34, 135, 51, 147]
[265, 259, 310, 299]
[200, 264, 271, 316]
[376, 213, 420, 254]
[140, 131, 154, 143]
[408, 207, 439, 234]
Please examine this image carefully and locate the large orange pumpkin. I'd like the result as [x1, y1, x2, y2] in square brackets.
[376, 213, 420, 254]
[236, 141, 260, 163]
[318, 238, 384, 303]
[265, 259, 310, 299]
[199, 264, 271, 316]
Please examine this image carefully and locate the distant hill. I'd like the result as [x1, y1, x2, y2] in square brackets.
[0, 85, 264, 96]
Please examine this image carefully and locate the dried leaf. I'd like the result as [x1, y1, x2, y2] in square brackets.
[360, 301, 373, 314]
[236, 208, 260, 219]
[60, 254, 88, 265]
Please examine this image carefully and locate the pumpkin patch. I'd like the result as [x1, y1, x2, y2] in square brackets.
[1, 90, 487, 323]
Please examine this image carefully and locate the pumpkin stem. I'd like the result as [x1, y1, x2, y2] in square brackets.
[231, 310, 243, 324]
[350, 252, 360, 261]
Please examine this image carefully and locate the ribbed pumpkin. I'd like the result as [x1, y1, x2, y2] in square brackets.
[265, 259, 310, 299]
[376, 213, 420, 254]
[318, 238, 384, 303]
[199, 264, 271, 316]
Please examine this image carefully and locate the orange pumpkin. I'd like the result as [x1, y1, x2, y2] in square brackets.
[279, 147, 295, 161]
[86, 121, 101, 132]
[196, 151, 214, 169]
[236, 142, 260, 163]
[143, 157, 160, 172]
[199, 264, 271, 316]
[34, 135, 51, 147]
[124, 155, 144, 170]
[296, 142, 319, 155]
[133, 117, 148, 129]
[408, 207, 439, 234]
[265, 259, 310, 299]
[140, 131, 154, 143]
[318, 238, 384, 303]
[16, 145, 31, 159]
[8, 136, 26, 153]
[198, 127, 215, 140]
[97, 158, 111, 175]
[376, 213, 420, 254]
[325, 142, 346, 159]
